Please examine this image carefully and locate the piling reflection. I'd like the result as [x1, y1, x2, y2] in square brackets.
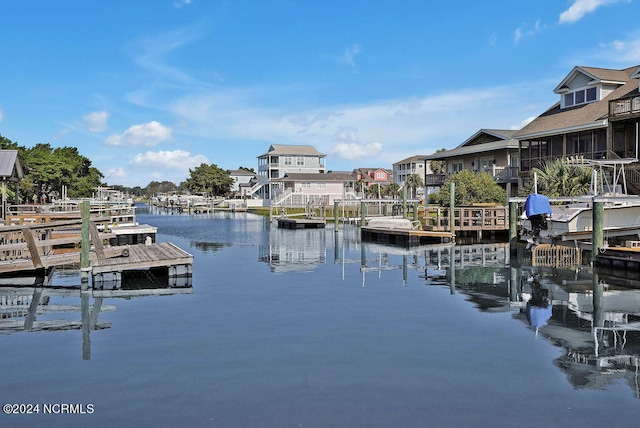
[0, 272, 192, 360]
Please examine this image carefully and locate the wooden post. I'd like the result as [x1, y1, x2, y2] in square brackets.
[449, 182, 455, 241]
[413, 202, 418, 222]
[81, 201, 90, 285]
[592, 200, 604, 265]
[509, 201, 518, 252]
[360, 201, 366, 228]
[402, 185, 407, 218]
[334, 201, 339, 232]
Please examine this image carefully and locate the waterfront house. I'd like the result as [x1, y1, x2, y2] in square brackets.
[228, 169, 257, 198]
[254, 144, 326, 199]
[392, 155, 431, 190]
[515, 65, 640, 192]
[352, 167, 393, 196]
[421, 129, 521, 197]
[270, 171, 357, 207]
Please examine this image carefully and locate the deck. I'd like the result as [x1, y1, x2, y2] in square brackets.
[277, 218, 326, 229]
[361, 226, 453, 246]
[91, 242, 193, 274]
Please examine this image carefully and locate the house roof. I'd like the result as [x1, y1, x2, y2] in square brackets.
[257, 144, 326, 158]
[229, 169, 256, 176]
[0, 150, 23, 181]
[553, 66, 632, 93]
[517, 65, 640, 139]
[274, 172, 354, 182]
[421, 129, 519, 160]
[393, 155, 428, 165]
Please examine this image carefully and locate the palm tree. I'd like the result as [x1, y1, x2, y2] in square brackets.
[384, 182, 400, 198]
[405, 173, 424, 199]
[528, 159, 591, 197]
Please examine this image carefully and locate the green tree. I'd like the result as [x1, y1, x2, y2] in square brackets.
[145, 181, 178, 196]
[438, 170, 506, 206]
[20, 143, 103, 199]
[405, 173, 424, 199]
[429, 148, 447, 174]
[384, 182, 400, 198]
[184, 163, 234, 196]
[520, 159, 591, 197]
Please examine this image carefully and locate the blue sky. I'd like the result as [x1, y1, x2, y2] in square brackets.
[1, 0, 640, 187]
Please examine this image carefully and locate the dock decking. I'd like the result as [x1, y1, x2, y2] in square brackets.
[91, 242, 193, 275]
[361, 226, 453, 246]
[277, 218, 326, 229]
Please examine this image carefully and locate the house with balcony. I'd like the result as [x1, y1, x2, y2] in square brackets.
[393, 155, 431, 188]
[270, 172, 357, 207]
[515, 65, 640, 192]
[229, 169, 257, 197]
[421, 129, 521, 197]
[254, 144, 326, 199]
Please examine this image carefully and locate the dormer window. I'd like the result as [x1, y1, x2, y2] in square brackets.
[563, 87, 597, 108]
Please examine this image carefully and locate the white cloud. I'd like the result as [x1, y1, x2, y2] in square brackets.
[82, 110, 109, 132]
[330, 142, 383, 160]
[514, 19, 545, 43]
[339, 44, 360, 69]
[130, 149, 208, 171]
[105, 121, 172, 147]
[105, 167, 128, 182]
[173, 0, 192, 9]
[599, 36, 640, 63]
[559, 0, 622, 24]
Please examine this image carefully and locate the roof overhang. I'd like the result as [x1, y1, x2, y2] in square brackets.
[515, 119, 608, 140]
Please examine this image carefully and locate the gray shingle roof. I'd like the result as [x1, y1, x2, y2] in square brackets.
[518, 65, 640, 139]
[258, 144, 326, 158]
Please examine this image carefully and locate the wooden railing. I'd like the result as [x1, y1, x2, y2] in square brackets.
[425, 167, 519, 186]
[609, 95, 640, 118]
[424, 205, 509, 232]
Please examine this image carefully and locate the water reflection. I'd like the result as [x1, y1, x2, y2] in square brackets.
[0, 272, 192, 360]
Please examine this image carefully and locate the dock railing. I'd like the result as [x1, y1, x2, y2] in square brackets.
[424, 205, 509, 232]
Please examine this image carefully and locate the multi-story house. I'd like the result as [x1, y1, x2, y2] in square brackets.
[255, 144, 326, 199]
[352, 167, 393, 196]
[228, 169, 257, 197]
[270, 172, 357, 207]
[393, 155, 430, 188]
[421, 129, 521, 197]
[515, 65, 640, 192]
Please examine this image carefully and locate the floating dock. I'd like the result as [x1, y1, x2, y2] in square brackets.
[277, 218, 326, 229]
[361, 226, 453, 246]
[595, 245, 640, 270]
[91, 242, 193, 276]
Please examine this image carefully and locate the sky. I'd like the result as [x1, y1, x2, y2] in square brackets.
[1, 0, 640, 188]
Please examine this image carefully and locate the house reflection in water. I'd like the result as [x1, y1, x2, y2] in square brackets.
[423, 251, 640, 400]
[0, 272, 192, 360]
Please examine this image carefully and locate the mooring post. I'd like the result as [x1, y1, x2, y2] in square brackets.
[360, 201, 366, 227]
[509, 201, 518, 252]
[449, 182, 455, 241]
[592, 200, 604, 265]
[80, 200, 90, 286]
[402, 185, 407, 218]
[334, 201, 339, 231]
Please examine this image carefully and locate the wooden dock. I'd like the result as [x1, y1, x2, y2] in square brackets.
[277, 218, 326, 229]
[596, 245, 640, 270]
[91, 242, 193, 275]
[361, 226, 453, 246]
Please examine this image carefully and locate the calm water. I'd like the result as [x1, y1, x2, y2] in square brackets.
[2, 205, 640, 427]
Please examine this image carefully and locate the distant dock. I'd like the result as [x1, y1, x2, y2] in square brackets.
[277, 218, 326, 229]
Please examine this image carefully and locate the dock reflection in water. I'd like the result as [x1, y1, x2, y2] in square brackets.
[0, 272, 192, 360]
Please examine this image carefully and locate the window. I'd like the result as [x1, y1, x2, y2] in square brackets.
[316, 182, 326, 190]
[375, 171, 386, 180]
[451, 161, 463, 173]
[296, 157, 304, 166]
[301, 182, 310, 189]
[284, 156, 292, 166]
[563, 87, 598, 108]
